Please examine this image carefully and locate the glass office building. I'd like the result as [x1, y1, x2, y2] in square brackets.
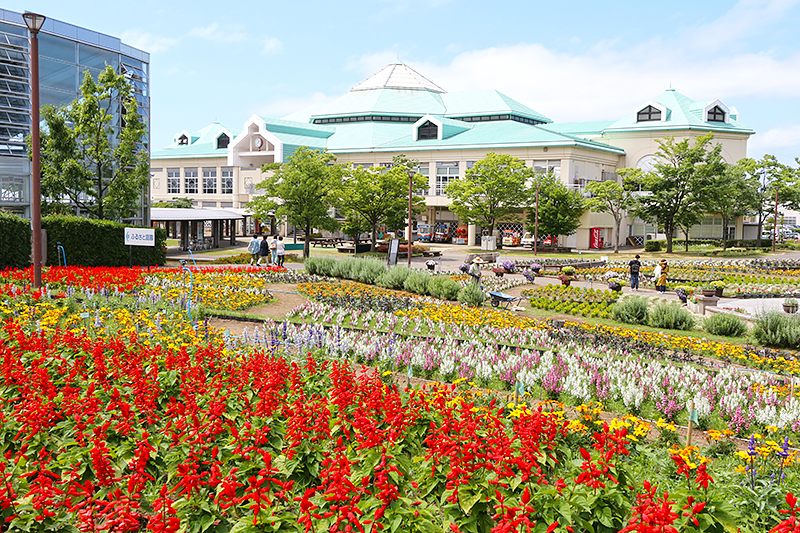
[0, 9, 150, 223]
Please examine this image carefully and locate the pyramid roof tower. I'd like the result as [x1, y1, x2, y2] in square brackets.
[350, 62, 446, 93]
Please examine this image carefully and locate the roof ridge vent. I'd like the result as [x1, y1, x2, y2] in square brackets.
[351, 63, 446, 93]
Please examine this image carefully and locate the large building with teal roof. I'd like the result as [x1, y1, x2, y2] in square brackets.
[150, 62, 754, 248]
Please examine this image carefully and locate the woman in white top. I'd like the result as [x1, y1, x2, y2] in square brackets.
[276, 236, 286, 267]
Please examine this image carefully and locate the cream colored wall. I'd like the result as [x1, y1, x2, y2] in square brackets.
[150, 155, 267, 209]
[600, 130, 750, 168]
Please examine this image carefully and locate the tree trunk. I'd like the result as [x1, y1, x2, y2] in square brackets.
[303, 222, 311, 259]
[722, 216, 729, 251]
[665, 221, 674, 253]
[756, 220, 763, 248]
[371, 224, 378, 252]
[614, 216, 621, 254]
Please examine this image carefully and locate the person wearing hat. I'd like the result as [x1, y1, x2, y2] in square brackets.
[628, 254, 641, 291]
[469, 257, 484, 284]
[656, 259, 668, 293]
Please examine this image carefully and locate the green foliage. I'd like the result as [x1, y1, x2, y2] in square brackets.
[751, 311, 800, 349]
[151, 197, 193, 208]
[402, 270, 432, 296]
[645, 240, 662, 252]
[376, 265, 413, 290]
[303, 256, 336, 277]
[251, 147, 342, 258]
[458, 282, 486, 307]
[584, 180, 634, 252]
[445, 152, 530, 237]
[352, 257, 388, 285]
[739, 155, 800, 248]
[42, 214, 166, 266]
[704, 312, 747, 337]
[526, 169, 585, 238]
[36, 66, 149, 220]
[648, 301, 695, 331]
[612, 295, 650, 325]
[428, 275, 462, 301]
[338, 154, 426, 251]
[0, 211, 31, 269]
[621, 133, 726, 253]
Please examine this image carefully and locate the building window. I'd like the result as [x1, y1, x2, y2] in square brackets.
[435, 162, 458, 196]
[418, 121, 438, 140]
[202, 201, 217, 208]
[184, 167, 198, 194]
[221, 167, 234, 194]
[532, 160, 561, 179]
[0, 176, 25, 203]
[178, 134, 188, 145]
[689, 216, 723, 239]
[415, 164, 430, 196]
[637, 105, 661, 122]
[217, 133, 229, 149]
[202, 167, 217, 194]
[312, 115, 421, 125]
[707, 106, 725, 122]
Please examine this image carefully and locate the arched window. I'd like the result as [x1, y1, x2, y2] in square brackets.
[217, 133, 229, 149]
[417, 120, 438, 140]
[636, 105, 661, 122]
[178, 134, 189, 145]
[707, 106, 725, 122]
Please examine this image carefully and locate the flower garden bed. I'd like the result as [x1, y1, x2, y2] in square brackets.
[0, 265, 799, 531]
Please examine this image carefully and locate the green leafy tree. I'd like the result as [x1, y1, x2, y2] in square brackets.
[34, 65, 149, 221]
[249, 147, 342, 259]
[444, 152, 530, 238]
[526, 170, 585, 243]
[703, 162, 760, 250]
[338, 155, 426, 251]
[584, 180, 635, 253]
[624, 133, 725, 253]
[152, 197, 193, 208]
[739, 155, 800, 247]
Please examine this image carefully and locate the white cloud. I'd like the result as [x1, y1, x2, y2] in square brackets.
[120, 29, 178, 54]
[188, 23, 248, 44]
[255, 92, 336, 120]
[261, 37, 283, 55]
[749, 124, 800, 150]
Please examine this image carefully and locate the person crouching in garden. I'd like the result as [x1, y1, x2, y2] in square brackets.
[469, 257, 484, 285]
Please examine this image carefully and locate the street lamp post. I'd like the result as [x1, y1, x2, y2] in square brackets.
[407, 169, 414, 267]
[23, 12, 46, 289]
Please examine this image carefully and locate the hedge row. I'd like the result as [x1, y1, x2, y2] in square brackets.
[645, 238, 774, 251]
[0, 213, 167, 268]
[0, 211, 32, 269]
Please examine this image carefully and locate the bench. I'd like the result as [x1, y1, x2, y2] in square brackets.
[312, 237, 342, 247]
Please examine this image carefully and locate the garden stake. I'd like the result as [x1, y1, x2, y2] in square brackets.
[686, 401, 695, 446]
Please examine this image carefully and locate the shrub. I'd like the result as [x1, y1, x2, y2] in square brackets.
[752, 311, 800, 349]
[611, 296, 649, 325]
[403, 270, 432, 296]
[645, 240, 661, 252]
[458, 282, 486, 307]
[352, 257, 387, 285]
[704, 313, 747, 337]
[304, 257, 336, 276]
[42, 215, 166, 267]
[376, 266, 413, 290]
[332, 257, 360, 280]
[429, 276, 461, 301]
[0, 211, 31, 269]
[648, 301, 695, 331]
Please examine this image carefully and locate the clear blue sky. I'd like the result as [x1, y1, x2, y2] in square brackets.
[6, 0, 800, 165]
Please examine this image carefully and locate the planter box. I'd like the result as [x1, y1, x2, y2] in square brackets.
[783, 304, 798, 314]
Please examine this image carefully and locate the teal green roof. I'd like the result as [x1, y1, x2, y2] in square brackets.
[442, 90, 551, 123]
[541, 121, 616, 136]
[603, 89, 754, 134]
[324, 119, 624, 155]
[152, 122, 238, 159]
[311, 88, 445, 119]
[258, 117, 335, 138]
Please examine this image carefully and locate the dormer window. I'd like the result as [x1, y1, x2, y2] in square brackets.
[178, 134, 188, 145]
[417, 120, 438, 140]
[707, 106, 725, 122]
[217, 133, 229, 149]
[637, 105, 661, 122]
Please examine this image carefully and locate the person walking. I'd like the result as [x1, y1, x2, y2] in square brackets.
[276, 236, 286, 267]
[656, 259, 668, 293]
[629, 254, 641, 291]
[247, 234, 261, 265]
[269, 235, 278, 265]
[257, 235, 270, 266]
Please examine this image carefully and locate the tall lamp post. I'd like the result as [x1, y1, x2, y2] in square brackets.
[406, 168, 415, 267]
[24, 12, 46, 289]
